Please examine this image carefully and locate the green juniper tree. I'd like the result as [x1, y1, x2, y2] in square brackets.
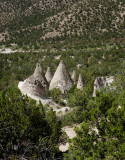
[65, 91, 125, 160]
[0, 87, 61, 159]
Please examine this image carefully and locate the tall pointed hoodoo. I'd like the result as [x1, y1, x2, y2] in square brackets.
[49, 60, 73, 93]
[71, 70, 77, 84]
[77, 74, 86, 90]
[33, 63, 49, 90]
[45, 67, 53, 83]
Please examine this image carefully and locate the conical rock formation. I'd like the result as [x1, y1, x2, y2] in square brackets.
[33, 63, 49, 90]
[45, 67, 53, 83]
[77, 74, 86, 90]
[18, 75, 46, 99]
[49, 60, 73, 93]
[93, 76, 106, 97]
[71, 70, 77, 84]
[93, 76, 114, 97]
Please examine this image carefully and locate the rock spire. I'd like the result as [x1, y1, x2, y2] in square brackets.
[45, 67, 53, 83]
[49, 60, 73, 93]
[71, 70, 77, 84]
[77, 74, 86, 90]
[93, 76, 114, 97]
[93, 76, 106, 97]
[33, 62, 49, 90]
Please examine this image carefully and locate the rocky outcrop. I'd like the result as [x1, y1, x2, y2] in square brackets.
[93, 76, 114, 97]
[18, 75, 46, 99]
[45, 67, 53, 83]
[49, 60, 73, 93]
[93, 76, 106, 97]
[77, 74, 86, 90]
[71, 70, 77, 84]
[59, 124, 80, 152]
[18, 63, 49, 100]
[33, 63, 49, 90]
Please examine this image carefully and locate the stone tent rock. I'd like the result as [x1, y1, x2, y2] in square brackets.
[93, 77, 106, 97]
[18, 75, 46, 99]
[33, 63, 49, 90]
[71, 70, 77, 84]
[93, 76, 114, 97]
[77, 74, 86, 90]
[49, 60, 73, 93]
[45, 67, 53, 83]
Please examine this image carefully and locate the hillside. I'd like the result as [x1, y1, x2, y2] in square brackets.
[0, 0, 125, 48]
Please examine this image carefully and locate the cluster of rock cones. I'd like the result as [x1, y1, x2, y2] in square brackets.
[18, 60, 86, 99]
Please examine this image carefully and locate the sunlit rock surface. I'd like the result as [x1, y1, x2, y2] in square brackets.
[71, 70, 77, 84]
[18, 75, 46, 99]
[93, 76, 114, 97]
[45, 67, 53, 83]
[49, 60, 73, 93]
[77, 74, 86, 90]
[33, 62, 49, 90]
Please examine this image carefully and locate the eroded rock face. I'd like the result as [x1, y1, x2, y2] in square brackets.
[45, 67, 53, 83]
[77, 74, 86, 90]
[18, 63, 49, 99]
[33, 63, 49, 90]
[71, 70, 77, 84]
[93, 76, 114, 97]
[93, 77, 106, 97]
[49, 60, 73, 93]
[18, 75, 46, 99]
